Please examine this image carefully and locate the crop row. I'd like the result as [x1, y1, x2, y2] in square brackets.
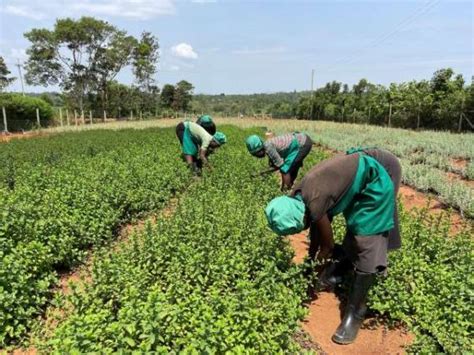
[214, 118, 474, 217]
[37, 126, 473, 353]
[0, 129, 191, 347]
[39, 126, 311, 353]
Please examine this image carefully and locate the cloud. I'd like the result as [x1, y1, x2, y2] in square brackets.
[169, 65, 180, 71]
[232, 46, 287, 55]
[0, 0, 175, 20]
[191, 0, 217, 3]
[171, 43, 198, 59]
[3, 5, 45, 20]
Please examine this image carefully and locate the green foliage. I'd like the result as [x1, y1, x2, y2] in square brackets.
[0, 56, 15, 92]
[132, 31, 160, 92]
[40, 126, 311, 352]
[369, 208, 473, 353]
[0, 128, 190, 346]
[23, 17, 158, 114]
[0, 93, 54, 131]
[192, 68, 472, 131]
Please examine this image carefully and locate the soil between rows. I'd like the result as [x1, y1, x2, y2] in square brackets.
[289, 233, 414, 355]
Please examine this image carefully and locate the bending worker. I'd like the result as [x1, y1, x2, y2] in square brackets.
[196, 114, 216, 135]
[176, 121, 226, 174]
[264, 147, 401, 345]
[245, 132, 313, 190]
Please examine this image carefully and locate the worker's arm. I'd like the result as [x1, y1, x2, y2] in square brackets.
[199, 149, 211, 168]
[308, 214, 334, 261]
[280, 173, 293, 191]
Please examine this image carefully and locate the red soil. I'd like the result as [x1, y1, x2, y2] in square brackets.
[398, 185, 469, 234]
[288, 233, 414, 354]
[450, 157, 468, 171]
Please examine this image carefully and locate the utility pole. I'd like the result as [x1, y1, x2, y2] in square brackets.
[310, 69, 315, 120]
[16, 59, 25, 96]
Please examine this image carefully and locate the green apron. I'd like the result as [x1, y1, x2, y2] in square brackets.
[182, 122, 199, 157]
[279, 135, 300, 174]
[329, 152, 394, 236]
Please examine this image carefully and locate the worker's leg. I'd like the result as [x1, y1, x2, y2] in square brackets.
[287, 135, 314, 185]
[319, 238, 354, 289]
[332, 234, 388, 345]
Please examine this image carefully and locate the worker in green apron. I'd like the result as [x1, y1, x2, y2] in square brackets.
[196, 114, 216, 135]
[245, 132, 313, 190]
[264, 147, 401, 345]
[175, 121, 227, 174]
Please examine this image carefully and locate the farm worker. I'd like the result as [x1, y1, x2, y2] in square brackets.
[245, 132, 313, 190]
[196, 114, 216, 135]
[264, 147, 401, 345]
[175, 121, 227, 174]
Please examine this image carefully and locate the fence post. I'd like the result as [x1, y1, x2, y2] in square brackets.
[417, 103, 421, 130]
[388, 102, 392, 127]
[89, 111, 93, 124]
[59, 108, 63, 127]
[36, 108, 41, 128]
[66, 109, 70, 126]
[74, 110, 78, 126]
[103, 110, 106, 122]
[458, 113, 463, 132]
[130, 110, 133, 120]
[2, 106, 8, 133]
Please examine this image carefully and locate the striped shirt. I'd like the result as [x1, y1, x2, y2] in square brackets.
[264, 133, 307, 168]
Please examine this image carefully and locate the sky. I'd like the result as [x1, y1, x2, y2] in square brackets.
[0, 0, 472, 94]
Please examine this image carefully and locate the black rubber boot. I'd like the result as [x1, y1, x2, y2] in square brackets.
[332, 271, 375, 345]
[319, 258, 353, 289]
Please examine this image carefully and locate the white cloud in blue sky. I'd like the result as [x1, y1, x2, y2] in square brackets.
[171, 43, 198, 59]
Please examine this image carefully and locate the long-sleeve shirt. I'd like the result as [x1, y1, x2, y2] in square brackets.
[264, 133, 307, 168]
[187, 121, 214, 151]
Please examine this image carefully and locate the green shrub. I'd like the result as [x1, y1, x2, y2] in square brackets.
[0, 93, 54, 131]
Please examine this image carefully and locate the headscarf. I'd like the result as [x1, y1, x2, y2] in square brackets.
[265, 195, 306, 236]
[245, 135, 264, 155]
[213, 131, 227, 145]
[199, 115, 213, 125]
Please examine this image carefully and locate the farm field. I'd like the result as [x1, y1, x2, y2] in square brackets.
[1, 122, 473, 353]
[32, 117, 474, 218]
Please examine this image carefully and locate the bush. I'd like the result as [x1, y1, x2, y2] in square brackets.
[0, 93, 54, 131]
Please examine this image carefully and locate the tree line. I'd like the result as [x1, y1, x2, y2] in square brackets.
[0, 16, 194, 120]
[192, 69, 473, 131]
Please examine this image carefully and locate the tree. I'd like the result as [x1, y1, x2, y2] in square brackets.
[94, 31, 137, 113]
[133, 32, 159, 92]
[172, 80, 194, 111]
[0, 56, 15, 92]
[160, 84, 175, 109]
[24, 17, 135, 111]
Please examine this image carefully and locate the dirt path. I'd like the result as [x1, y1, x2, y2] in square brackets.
[289, 233, 414, 355]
